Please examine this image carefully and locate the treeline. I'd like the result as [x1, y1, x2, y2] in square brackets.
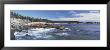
[10, 12, 52, 22]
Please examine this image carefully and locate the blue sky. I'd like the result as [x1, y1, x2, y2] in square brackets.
[11, 10, 100, 22]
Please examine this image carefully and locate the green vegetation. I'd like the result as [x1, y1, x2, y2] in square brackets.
[47, 25, 65, 30]
[11, 12, 66, 30]
[11, 12, 52, 22]
[11, 12, 100, 24]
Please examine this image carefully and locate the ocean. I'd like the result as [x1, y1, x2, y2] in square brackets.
[13, 24, 100, 40]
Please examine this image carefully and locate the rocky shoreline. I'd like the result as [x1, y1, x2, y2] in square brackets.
[10, 17, 31, 40]
[10, 17, 67, 40]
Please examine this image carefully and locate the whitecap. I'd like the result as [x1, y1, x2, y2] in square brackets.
[56, 33, 69, 36]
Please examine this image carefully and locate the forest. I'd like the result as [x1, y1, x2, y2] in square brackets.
[11, 12, 52, 22]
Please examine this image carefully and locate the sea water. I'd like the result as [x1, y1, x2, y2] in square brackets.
[13, 24, 100, 40]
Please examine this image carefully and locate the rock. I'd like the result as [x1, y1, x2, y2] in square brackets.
[10, 17, 31, 31]
[62, 28, 71, 31]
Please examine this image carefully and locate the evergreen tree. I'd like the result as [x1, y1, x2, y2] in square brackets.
[10, 12, 52, 22]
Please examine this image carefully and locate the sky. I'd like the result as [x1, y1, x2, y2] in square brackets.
[11, 10, 100, 22]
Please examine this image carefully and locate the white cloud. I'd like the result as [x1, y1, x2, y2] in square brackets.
[69, 11, 77, 14]
[89, 11, 99, 13]
[57, 13, 100, 22]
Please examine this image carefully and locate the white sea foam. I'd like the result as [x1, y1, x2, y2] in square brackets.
[14, 28, 56, 37]
[56, 33, 69, 36]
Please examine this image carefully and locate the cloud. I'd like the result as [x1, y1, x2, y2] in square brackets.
[50, 10, 100, 22]
[89, 10, 100, 13]
[57, 13, 100, 22]
[69, 11, 77, 14]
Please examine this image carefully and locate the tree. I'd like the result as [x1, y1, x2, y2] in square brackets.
[10, 12, 52, 22]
